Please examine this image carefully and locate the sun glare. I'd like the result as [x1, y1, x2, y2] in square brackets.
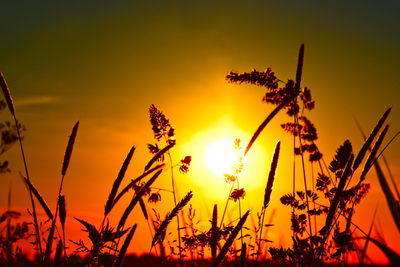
[205, 139, 238, 176]
[180, 116, 272, 199]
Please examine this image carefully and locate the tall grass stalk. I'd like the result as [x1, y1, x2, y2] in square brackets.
[165, 147, 183, 259]
[293, 45, 314, 240]
[117, 170, 162, 231]
[210, 204, 218, 259]
[355, 114, 400, 231]
[44, 121, 79, 264]
[0, 72, 43, 256]
[256, 141, 280, 262]
[219, 182, 235, 228]
[104, 146, 136, 219]
[114, 224, 137, 267]
[111, 163, 164, 212]
[151, 191, 193, 249]
[213, 210, 250, 266]
[382, 155, 400, 199]
[360, 207, 377, 265]
[374, 159, 400, 232]
[295, 115, 314, 238]
[236, 178, 244, 248]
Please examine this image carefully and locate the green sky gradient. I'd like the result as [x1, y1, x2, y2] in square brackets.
[1, 1, 399, 124]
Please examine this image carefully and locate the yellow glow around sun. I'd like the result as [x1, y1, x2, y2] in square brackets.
[180, 116, 271, 200]
[205, 139, 238, 176]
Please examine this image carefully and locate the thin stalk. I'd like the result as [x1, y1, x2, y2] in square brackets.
[316, 174, 356, 259]
[220, 183, 235, 228]
[146, 211, 159, 258]
[311, 162, 317, 234]
[45, 173, 69, 264]
[6, 182, 12, 261]
[14, 115, 43, 256]
[382, 155, 400, 200]
[373, 131, 399, 163]
[314, 202, 370, 237]
[58, 182, 67, 257]
[150, 187, 174, 193]
[58, 178, 67, 257]
[180, 212, 194, 260]
[257, 206, 267, 262]
[262, 208, 276, 261]
[291, 117, 297, 243]
[236, 177, 244, 247]
[44, 192, 61, 265]
[292, 118, 296, 208]
[1, 74, 44, 259]
[166, 148, 181, 259]
[321, 157, 334, 185]
[295, 115, 313, 238]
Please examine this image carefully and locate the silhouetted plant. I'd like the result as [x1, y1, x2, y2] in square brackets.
[1, 44, 398, 267]
[226, 45, 396, 265]
[148, 104, 192, 259]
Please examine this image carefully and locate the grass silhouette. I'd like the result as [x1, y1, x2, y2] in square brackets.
[0, 45, 399, 266]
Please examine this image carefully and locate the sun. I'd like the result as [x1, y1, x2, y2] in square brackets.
[205, 139, 239, 176]
[180, 116, 273, 199]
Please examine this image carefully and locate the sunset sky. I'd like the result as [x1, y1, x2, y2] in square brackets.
[1, 1, 399, 263]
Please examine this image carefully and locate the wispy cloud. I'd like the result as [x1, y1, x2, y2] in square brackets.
[15, 96, 59, 107]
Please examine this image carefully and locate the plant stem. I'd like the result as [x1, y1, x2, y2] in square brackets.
[257, 206, 267, 262]
[236, 177, 244, 247]
[14, 115, 43, 257]
[294, 115, 313, 238]
[220, 183, 235, 228]
[292, 117, 296, 239]
[166, 149, 182, 259]
[311, 162, 317, 234]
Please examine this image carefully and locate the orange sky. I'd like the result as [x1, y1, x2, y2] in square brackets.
[1, 1, 399, 264]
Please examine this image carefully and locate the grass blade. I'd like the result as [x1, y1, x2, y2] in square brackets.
[245, 100, 293, 156]
[112, 164, 164, 210]
[44, 218, 56, 264]
[359, 125, 389, 183]
[382, 154, 400, 200]
[211, 204, 218, 259]
[213, 210, 250, 267]
[360, 207, 377, 264]
[2, 72, 43, 255]
[22, 177, 53, 220]
[353, 108, 391, 171]
[144, 143, 174, 171]
[264, 141, 280, 208]
[117, 170, 162, 231]
[374, 159, 400, 232]
[53, 240, 63, 267]
[152, 191, 193, 247]
[114, 224, 137, 267]
[240, 242, 247, 266]
[361, 236, 400, 265]
[104, 146, 136, 216]
[320, 154, 354, 236]
[61, 121, 79, 176]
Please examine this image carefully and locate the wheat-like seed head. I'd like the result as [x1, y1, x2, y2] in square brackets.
[61, 121, 79, 176]
[0, 72, 15, 116]
[264, 141, 280, 208]
[58, 195, 66, 229]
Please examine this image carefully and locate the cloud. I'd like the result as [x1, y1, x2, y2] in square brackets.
[15, 96, 59, 107]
